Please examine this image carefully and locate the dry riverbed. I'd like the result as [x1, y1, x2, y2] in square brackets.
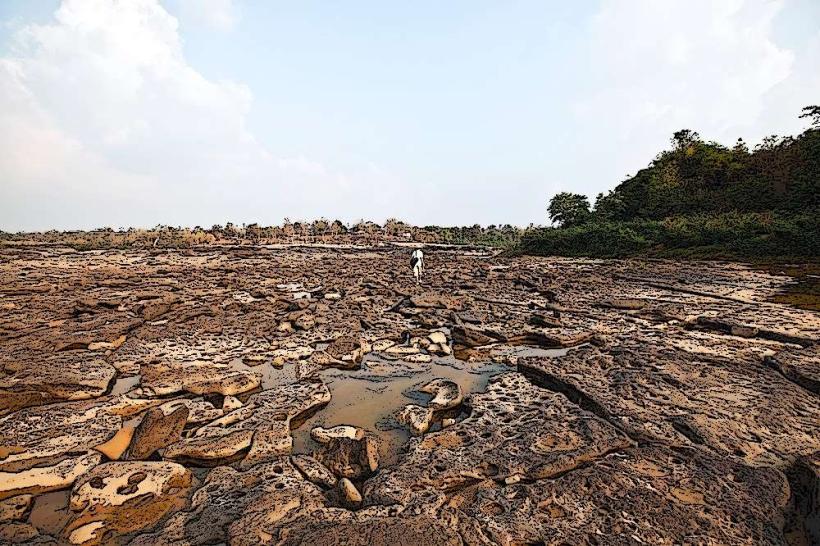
[1, 245, 818, 545]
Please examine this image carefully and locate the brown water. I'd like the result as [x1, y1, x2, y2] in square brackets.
[29, 490, 71, 536]
[289, 350, 552, 465]
[227, 345, 572, 465]
[23, 343, 569, 539]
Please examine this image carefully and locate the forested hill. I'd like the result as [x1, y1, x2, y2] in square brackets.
[523, 106, 820, 260]
[595, 118, 819, 221]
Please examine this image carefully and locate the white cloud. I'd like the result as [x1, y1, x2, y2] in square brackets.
[178, 0, 239, 32]
[574, 0, 819, 192]
[0, 0, 402, 230]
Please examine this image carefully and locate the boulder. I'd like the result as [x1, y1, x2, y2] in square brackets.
[397, 404, 434, 436]
[419, 378, 463, 410]
[338, 478, 362, 509]
[125, 405, 189, 460]
[64, 461, 192, 545]
[310, 425, 365, 444]
[315, 435, 380, 480]
[325, 336, 366, 365]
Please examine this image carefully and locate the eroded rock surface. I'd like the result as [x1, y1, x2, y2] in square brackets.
[1, 246, 817, 544]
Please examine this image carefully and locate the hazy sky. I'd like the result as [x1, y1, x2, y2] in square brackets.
[1, 0, 818, 230]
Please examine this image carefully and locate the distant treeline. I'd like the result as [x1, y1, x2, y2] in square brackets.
[0, 220, 523, 250]
[523, 106, 820, 260]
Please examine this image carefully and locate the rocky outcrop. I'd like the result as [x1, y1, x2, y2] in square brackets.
[138, 359, 261, 397]
[518, 344, 820, 466]
[445, 445, 791, 544]
[2, 245, 818, 544]
[164, 380, 330, 466]
[0, 353, 116, 416]
[368, 373, 631, 506]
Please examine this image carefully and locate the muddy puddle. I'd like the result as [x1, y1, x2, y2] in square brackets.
[105, 346, 570, 467]
[290, 346, 570, 466]
[29, 490, 71, 536]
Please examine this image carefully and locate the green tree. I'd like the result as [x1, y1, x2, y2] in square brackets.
[799, 105, 820, 128]
[548, 192, 591, 227]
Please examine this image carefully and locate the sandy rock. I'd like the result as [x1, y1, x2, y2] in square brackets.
[371, 339, 396, 352]
[311, 425, 365, 444]
[139, 359, 261, 397]
[93, 426, 135, 460]
[271, 345, 314, 366]
[403, 353, 432, 363]
[306, 349, 358, 370]
[0, 452, 102, 500]
[428, 331, 448, 345]
[397, 404, 434, 436]
[125, 405, 188, 460]
[316, 436, 380, 480]
[0, 494, 33, 523]
[409, 294, 464, 310]
[64, 461, 191, 545]
[293, 312, 316, 330]
[384, 345, 420, 356]
[222, 395, 243, 411]
[419, 378, 463, 410]
[159, 398, 222, 425]
[0, 522, 42, 543]
[338, 478, 363, 508]
[291, 454, 338, 488]
[163, 430, 254, 465]
[765, 345, 820, 396]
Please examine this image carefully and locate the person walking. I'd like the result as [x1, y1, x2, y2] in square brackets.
[410, 248, 424, 284]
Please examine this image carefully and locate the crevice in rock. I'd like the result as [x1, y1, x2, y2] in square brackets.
[517, 364, 645, 445]
[688, 317, 813, 348]
[763, 354, 820, 398]
[511, 444, 631, 485]
[669, 417, 706, 445]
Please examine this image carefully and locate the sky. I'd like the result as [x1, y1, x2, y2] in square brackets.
[1, 0, 818, 231]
